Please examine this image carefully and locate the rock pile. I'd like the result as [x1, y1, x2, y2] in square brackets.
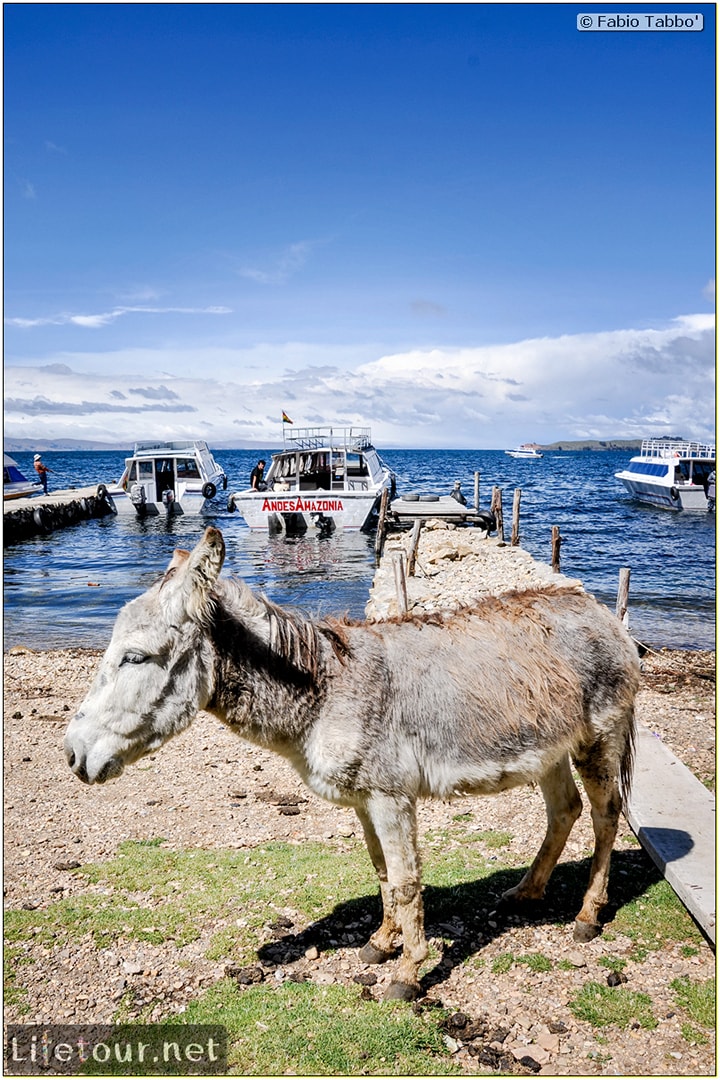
[366, 521, 583, 621]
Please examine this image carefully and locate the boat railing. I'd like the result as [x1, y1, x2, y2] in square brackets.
[133, 440, 208, 454]
[281, 426, 373, 452]
[640, 439, 715, 459]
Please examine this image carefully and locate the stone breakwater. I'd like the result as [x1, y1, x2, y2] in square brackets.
[366, 520, 583, 621]
[3, 487, 116, 546]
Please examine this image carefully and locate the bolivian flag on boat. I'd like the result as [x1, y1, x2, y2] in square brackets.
[282, 411, 293, 424]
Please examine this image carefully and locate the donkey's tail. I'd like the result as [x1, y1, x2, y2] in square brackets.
[619, 710, 637, 813]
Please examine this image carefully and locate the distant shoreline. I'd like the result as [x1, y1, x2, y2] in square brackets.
[5, 438, 645, 453]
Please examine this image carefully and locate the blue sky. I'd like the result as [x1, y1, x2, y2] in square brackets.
[5, 3, 715, 448]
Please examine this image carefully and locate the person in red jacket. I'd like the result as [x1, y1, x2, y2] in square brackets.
[33, 453, 53, 494]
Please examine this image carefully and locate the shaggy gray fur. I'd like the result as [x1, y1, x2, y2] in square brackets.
[65, 527, 640, 998]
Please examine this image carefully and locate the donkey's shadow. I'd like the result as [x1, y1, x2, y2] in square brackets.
[257, 848, 664, 992]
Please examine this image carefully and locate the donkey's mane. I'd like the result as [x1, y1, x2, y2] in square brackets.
[214, 576, 351, 679]
[210, 578, 588, 682]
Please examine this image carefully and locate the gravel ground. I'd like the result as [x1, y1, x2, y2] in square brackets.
[4, 644, 715, 1076]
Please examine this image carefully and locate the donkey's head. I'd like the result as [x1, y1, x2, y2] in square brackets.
[64, 527, 225, 784]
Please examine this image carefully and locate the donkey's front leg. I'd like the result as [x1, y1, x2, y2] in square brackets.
[360, 793, 428, 1001]
[355, 806, 401, 963]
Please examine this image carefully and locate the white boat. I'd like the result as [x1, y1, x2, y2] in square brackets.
[3, 455, 43, 500]
[615, 439, 715, 511]
[505, 444, 544, 459]
[101, 440, 227, 516]
[228, 426, 394, 532]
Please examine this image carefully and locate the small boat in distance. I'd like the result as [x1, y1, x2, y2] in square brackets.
[615, 438, 715, 511]
[3, 455, 44, 500]
[505, 444, 544, 459]
[101, 440, 227, 516]
[228, 425, 394, 532]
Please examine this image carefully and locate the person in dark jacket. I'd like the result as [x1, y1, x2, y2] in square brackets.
[250, 460, 267, 490]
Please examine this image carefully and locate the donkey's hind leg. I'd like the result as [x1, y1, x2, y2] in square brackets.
[501, 755, 582, 904]
[357, 792, 427, 1000]
[572, 740, 624, 941]
[355, 805, 401, 964]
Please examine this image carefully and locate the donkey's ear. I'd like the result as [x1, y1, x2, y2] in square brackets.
[186, 527, 225, 589]
[166, 547, 191, 571]
[161, 528, 225, 624]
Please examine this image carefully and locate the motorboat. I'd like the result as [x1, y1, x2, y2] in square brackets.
[3, 454, 44, 500]
[227, 426, 394, 532]
[615, 439, 715, 511]
[101, 440, 227, 516]
[505, 444, 544, 459]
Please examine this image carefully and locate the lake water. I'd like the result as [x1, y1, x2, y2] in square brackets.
[4, 448, 716, 651]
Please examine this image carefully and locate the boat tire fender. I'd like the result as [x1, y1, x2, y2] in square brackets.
[33, 507, 51, 533]
[222, 474, 228, 490]
[202, 482, 217, 500]
[670, 486, 679, 500]
[227, 494, 236, 513]
[96, 483, 108, 500]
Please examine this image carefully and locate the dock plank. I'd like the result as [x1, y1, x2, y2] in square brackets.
[626, 725, 716, 943]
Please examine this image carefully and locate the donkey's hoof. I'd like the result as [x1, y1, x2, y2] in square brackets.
[384, 981, 420, 1001]
[358, 942, 394, 965]
[573, 919, 601, 943]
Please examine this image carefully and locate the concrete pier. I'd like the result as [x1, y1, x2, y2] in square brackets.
[3, 486, 116, 545]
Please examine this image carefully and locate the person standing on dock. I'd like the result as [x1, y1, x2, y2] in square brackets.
[33, 453, 53, 494]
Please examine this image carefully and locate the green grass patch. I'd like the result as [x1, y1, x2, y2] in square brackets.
[671, 976, 715, 1030]
[569, 981, 657, 1029]
[180, 979, 459, 1075]
[598, 955, 627, 974]
[4, 945, 31, 1011]
[491, 952, 514, 974]
[490, 952, 552, 974]
[612, 879, 704, 951]
[517, 952, 552, 973]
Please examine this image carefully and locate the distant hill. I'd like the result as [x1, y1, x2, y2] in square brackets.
[4, 436, 270, 452]
[539, 439, 645, 452]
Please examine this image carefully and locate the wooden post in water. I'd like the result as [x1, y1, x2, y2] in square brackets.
[491, 486, 505, 543]
[474, 470, 480, 512]
[407, 519, 423, 577]
[510, 488, 522, 546]
[374, 487, 389, 564]
[393, 552, 409, 614]
[551, 525, 562, 572]
[616, 567, 631, 627]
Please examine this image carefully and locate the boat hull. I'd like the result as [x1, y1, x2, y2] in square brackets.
[107, 488, 211, 516]
[615, 473, 710, 511]
[4, 483, 44, 500]
[231, 489, 382, 531]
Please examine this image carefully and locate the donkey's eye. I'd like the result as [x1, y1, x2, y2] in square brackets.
[120, 652, 149, 666]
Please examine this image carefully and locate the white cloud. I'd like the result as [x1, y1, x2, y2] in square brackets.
[702, 278, 715, 302]
[235, 242, 315, 285]
[4, 305, 232, 329]
[4, 315, 714, 448]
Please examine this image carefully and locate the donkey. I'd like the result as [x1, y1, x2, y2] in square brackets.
[64, 527, 640, 1000]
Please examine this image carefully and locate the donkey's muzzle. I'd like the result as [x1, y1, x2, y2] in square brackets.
[64, 720, 125, 785]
